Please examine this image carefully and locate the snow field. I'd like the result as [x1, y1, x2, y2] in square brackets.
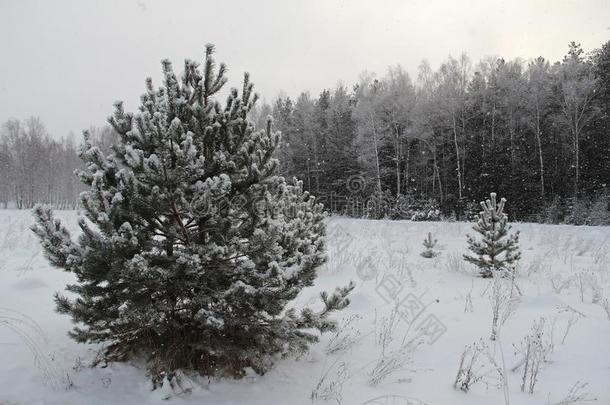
[1, 210, 609, 404]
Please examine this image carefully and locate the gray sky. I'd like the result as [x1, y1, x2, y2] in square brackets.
[1, 0, 609, 138]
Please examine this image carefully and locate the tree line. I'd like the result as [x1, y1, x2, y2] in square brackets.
[251, 40, 610, 223]
[2, 40, 610, 223]
[0, 120, 117, 209]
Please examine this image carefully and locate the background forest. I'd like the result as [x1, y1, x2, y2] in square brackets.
[2, 40, 610, 223]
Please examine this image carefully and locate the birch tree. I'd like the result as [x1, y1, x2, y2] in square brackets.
[556, 42, 598, 198]
[526, 57, 552, 197]
[437, 54, 471, 201]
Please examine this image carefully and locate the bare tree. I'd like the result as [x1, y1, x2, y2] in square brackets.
[377, 65, 415, 196]
[0, 118, 87, 208]
[354, 73, 383, 193]
[414, 60, 444, 202]
[556, 42, 598, 198]
[527, 57, 552, 197]
[436, 54, 471, 200]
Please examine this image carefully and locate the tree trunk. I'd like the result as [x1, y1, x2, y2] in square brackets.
[535, 102, 545, 197]
[452, 113, 463, 199]
[433, 148, 443, 203]
[369, 113, 382, 193]
[491, 102, 496, 143]
[574, 126, 579, 198]
[306, 156, 311, 191]
[313, 138, 320, 193]
[404, 139, 411, 194]
[395, 126, 401, 196]
[509, 111, 516, 171]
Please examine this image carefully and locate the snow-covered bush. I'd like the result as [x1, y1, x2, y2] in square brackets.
[387, 195, 441, 221]
[389, 193, 413, 219]
[565, 198, 592, 225]
[453, 339, 504, 393]
[31, 45, 353, 384]
[512, 317, 554, 394]
[575, 270, 602, 303]
[549, 272, 573, 294]
[368, 340, 420, 386]
[551, 381, 597, 405]
[489, 271, 519, 341]
[557, 305, 585, 344]
[600, 298, 610, 321]
[0, 308, 68, 389]
[463, 285, 474, 313]
[543, 194, 610, 226]
[445, 252, 469, 274]
[364, 189, 394, 219]
[409, 198, 442, 221]
[375, 306, 400, 353]
[538, 196, 566, 224]
[368, 306, 421, 386]
[463, 200, 481, 222]
[326, 315, 363, 354]
[587, 196, 610, 225]
[523, 255, 547, 276]
[311, 360, 351, 404]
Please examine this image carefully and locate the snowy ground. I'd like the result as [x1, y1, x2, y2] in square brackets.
[1, 209, 610, 405]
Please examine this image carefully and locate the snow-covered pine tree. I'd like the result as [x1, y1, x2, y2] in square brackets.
[420, 232, 439, 258]
[31, 45, 353, 384]
[463, 192, 521, 277]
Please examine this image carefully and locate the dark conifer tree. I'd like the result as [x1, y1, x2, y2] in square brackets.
[31, 45, 352, 384]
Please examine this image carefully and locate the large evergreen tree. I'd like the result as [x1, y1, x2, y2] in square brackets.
[31, 45, 352, 384]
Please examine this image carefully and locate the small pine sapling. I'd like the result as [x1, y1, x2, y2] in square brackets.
[420, 232, 440, 258]
[420, 232, 440, 259]
[463, 193, 521, 277]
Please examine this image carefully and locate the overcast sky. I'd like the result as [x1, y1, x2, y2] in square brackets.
[1, 0, 609, 138]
